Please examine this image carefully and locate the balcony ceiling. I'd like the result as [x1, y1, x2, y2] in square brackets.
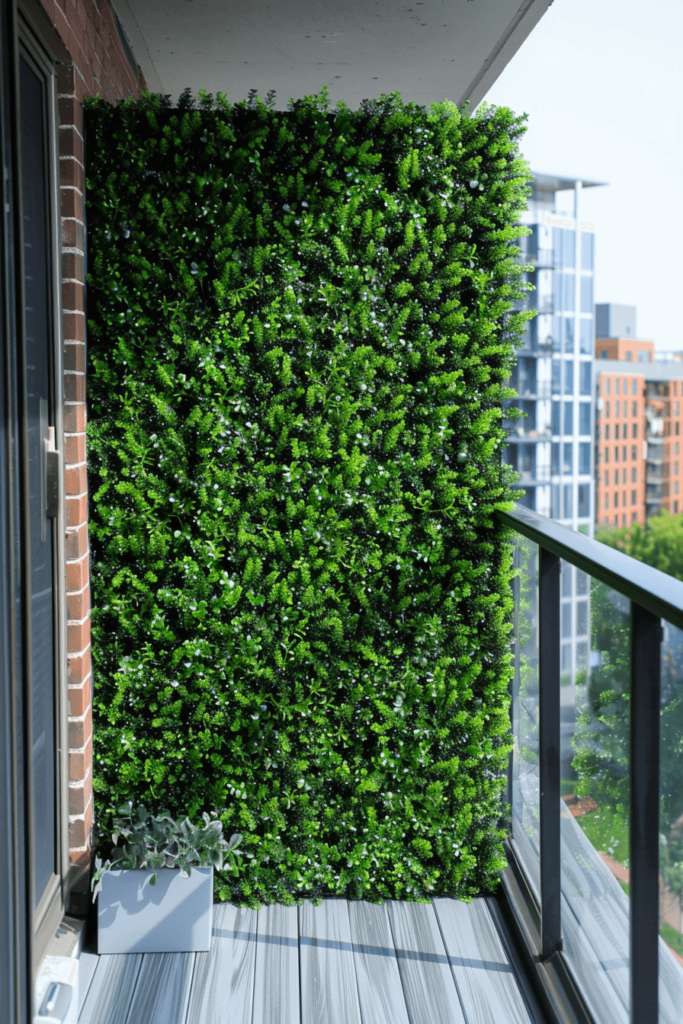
[113, 0, 551, 109]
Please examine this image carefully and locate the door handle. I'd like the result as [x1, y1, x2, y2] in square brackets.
[45, 425, 60, 519]
[40, 399, 61, 541]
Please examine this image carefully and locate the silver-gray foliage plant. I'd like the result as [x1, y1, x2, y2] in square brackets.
[91, 802, 242, 899]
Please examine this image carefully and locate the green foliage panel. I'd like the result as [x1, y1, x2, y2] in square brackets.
[85, 89, 531, 904]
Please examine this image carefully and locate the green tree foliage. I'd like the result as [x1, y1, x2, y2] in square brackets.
[85, 88, 532, 904]
[597, 509, 683, 581]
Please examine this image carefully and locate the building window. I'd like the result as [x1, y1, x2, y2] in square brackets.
[676, 481, 680, 496]
[562, 564, 573, 598]
[580, 276, 593, 313]
[552, 401, 561, 435]
[580, 319, 593, 354]
[562, 442, 574, 474]
[631, 489, 636, 504]
[676, 442, 680, 456]
[578, 484, 589, 518]
[632, 379, 637, 395]
[604, 447, 609, 463]
[626, 352, 632, 361]
[581, 232, 594, 271]
[577, 600, 588, 635]
[677, 422, 680, 436]
[552, 442, 560, 474]
[623, 445, 627, 460]
[601, 350, 609, 359]
[552, 360, 561, 395]
[579, 403, 591, 435]
[613, 469, 618, 485]
[615, 379, 620, 396]
[562, 603, 572, 638]
[551, 484, 561, 519]
[622, 468, 627, 484]
[605, 424, 610, 440]
[632, 423, 638, 438]
[564, 360, 574, 395]
[604, 470, 609, 485]
[564, 403, 573, 435]
[579, 442, 590, 474]
[676, 462, 680, 475]
[579, 362, 591, 395]
[632, 467, 637, 482]
[632, 401, 637, 417]
[605, 380, 611, 396]
[615, 446, 619, 461]
[564, 482, 573, 518]
[605, 401, 611, 417]
[615, 423, 619, 440]
[632, 511, 637, 523]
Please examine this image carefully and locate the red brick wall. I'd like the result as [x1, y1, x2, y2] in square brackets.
[36, 0, 146, 868]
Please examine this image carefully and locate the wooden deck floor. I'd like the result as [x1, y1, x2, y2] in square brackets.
[77, 897, 544, 1024]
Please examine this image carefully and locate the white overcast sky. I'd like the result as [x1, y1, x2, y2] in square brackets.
[484, 0, 683, 351]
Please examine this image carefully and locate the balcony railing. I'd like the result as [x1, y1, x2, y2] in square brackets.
[498, 503, 683, 1024]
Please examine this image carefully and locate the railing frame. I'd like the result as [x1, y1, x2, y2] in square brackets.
[498, 503, 683, 1024]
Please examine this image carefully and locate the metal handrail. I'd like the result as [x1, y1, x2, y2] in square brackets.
[499, 502, 683, 629]
[499, 501, 668, 1023]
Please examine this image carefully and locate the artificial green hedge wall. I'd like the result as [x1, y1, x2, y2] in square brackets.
[85, 89, 531, 904]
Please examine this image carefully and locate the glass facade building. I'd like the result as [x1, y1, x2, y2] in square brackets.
[505, 173, 603, 743]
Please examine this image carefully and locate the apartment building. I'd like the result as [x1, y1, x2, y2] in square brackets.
[595, 321, 683, 525]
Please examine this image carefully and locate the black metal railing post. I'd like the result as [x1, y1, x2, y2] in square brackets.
[539, 547, 562, 959]
[630, 602, 661, 1023]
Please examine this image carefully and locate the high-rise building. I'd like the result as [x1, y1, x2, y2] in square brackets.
[506, 173, 603, 694]
[506, 172, 603, 537]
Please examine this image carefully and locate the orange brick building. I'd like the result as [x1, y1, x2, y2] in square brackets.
[595, 339, 683, 527]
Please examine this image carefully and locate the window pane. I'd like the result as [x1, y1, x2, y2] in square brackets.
[659, 620, 683, 1020]
[511, 535, 540, 896]
[561, 581, 631, 1023]
[581, 276, 594, 314]
[580, 362, 592, 396]
[564, 360, 574, 396]
[578, 483, 589, 518]
[579, 442, 591, 475]
[581, 232, 594, 271]
[564, 482, 573, 519]
[580, 319, 593, 355]
[21, 55, 57, 908]
[552, 359, 561, 395]
[564, 403, 574, 436]
[579, 402, 591, 435]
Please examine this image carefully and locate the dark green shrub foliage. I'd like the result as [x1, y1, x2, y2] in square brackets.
[85, 88, 531, 904]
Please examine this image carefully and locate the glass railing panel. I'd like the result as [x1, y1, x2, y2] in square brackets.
[510, 533, 540, 898]
[659, 619, 683, 1023]
[560, 576, 631, 1024]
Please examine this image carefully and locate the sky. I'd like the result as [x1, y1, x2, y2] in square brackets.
[484, 0, 683, 352]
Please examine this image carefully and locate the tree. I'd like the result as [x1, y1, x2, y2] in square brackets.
[596, 510, 683, 581]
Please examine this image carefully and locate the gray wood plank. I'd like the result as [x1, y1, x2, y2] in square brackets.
[433, 898, 534, 1024]
[77, 952, 99, 1016]
[300, 899, 362, 1024]
[185, 904, 258, 1024]
[389, 901, 466, 1024]
[348, 901, 410, 1024]
[125, 952, 195, 1024]
[77, 953, 142, 1024]
[252, 903, 299, 1024]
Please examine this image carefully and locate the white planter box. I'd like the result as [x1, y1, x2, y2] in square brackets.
[97, 868, 213, 954]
